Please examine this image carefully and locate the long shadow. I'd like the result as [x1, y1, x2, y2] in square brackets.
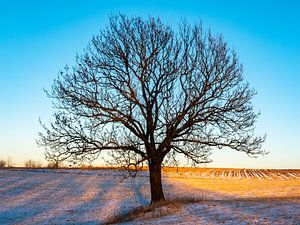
[1, 169, 123, 224]
[0, 169, 149, 224]
[46, 176, 117, 224]
[18, 171, 122, 224]
[0, 170, 45, 197]
[0, 169, 27, 190]
[0, 172, 59, 208]
[2, 169, 299, 224]
[116, 176, 150, 217]
[91, 174, 150, 224]
[0, 172, 73, 224]
[36, 172, 150, 224]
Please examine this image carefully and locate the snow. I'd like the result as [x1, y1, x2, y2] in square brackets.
[0, 168, 299, 224]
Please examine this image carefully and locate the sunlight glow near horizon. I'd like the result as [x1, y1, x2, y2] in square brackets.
[0, 1, 299, 168]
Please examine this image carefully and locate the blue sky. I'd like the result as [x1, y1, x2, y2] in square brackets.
[0, 0, 299, 168]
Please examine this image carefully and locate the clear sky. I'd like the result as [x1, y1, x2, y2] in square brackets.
[0, 0, 299, 168]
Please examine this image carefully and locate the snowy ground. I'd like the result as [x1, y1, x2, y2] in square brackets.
[0, 168, 299, 224]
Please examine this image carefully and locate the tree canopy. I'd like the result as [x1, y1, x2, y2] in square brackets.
[38, 15, 265, 203]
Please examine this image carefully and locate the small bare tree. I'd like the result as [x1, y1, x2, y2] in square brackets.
[6, 157, 13, 167]
[45, 151, 64, 168]
[24, 160, 42, 168]
[0, 160, 6, 168]
[38, 15, 265, 204]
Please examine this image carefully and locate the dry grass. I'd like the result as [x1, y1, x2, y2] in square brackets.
[104, 198, 204, 225]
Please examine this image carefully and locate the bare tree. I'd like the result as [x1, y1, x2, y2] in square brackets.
[24, 160, 42, 168]
[38, 15, 265, 204]
[0, 160, 6, 168]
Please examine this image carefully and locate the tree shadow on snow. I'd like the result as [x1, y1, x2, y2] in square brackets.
[1, 169, 299, 225]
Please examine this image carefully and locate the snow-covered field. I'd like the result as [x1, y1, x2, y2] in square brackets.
[0, 168, 299, 224]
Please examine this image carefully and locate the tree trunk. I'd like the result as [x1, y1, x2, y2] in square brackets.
[149, 159, 165, 204]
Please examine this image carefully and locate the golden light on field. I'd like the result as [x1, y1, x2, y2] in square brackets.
[171, 178, 300, 198]
[163, 168, 300, 200]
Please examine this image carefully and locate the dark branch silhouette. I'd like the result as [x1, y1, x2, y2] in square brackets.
[38, 15, 265, 204]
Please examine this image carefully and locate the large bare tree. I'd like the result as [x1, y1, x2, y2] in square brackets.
[38, 15, 265, 204]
